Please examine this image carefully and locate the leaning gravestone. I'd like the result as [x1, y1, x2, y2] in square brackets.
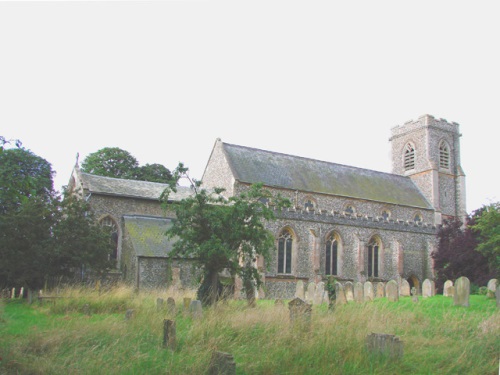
[400, 280, 410, 297]
[189, 300, 203, 319]
[364, 281, 374, 302]
[366, 333, 403, 359]
[306, 282, 316, 304]
[443, 280, 454, 297]
[335, 283, 347, 306]
[354, 282, 364, 303]
[314, 282, 325, 305]
[487, 279, 498, 299]
[288, 298, 312, 331]
[208, 351, 236, 375]
[295, 280, 305, 300]
[422, 279, 432, 298]
[344, 282, 354, 302]
[386, 280, 399, 302]
[454, 276, 470, 307]
[376, 282, 385, 298]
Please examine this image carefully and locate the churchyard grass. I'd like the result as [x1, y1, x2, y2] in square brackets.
[0, 286, 498, 374]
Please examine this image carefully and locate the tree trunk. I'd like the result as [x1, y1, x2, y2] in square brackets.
[210, 270, 219, 306]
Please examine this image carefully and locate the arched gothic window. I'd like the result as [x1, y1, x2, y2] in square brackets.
[277, 229, 293, 274]
[325, 233, 339, 275]
[367, 237, 381, 278]
[404, 143, 415, 171]
[439, 141, 450, 169]
[100, 216, 119, 263]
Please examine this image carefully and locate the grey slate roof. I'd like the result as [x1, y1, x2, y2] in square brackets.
[80, 172, 193, 201]
[124, 216, 175, 258]
[222, 143, 433, 209]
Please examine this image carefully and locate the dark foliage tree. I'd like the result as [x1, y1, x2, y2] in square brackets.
[81, 147, 139, 179]
[163, 163, 290, 306]
[471, 202, 500, 278]
[0, 147, 54, 213]
[432, 215, 495, 292]
[136, 163, 173, 183]
[50, 192, 114, 280]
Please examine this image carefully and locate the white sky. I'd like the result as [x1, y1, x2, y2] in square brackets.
[1, 1, 498, 214]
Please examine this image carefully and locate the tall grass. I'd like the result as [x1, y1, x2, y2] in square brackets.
[0, 286, 498, 374]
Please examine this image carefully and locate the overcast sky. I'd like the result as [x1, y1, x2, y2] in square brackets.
[1, 1, 498, 213]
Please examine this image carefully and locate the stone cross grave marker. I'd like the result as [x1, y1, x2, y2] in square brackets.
[386, 280, 399, 302]
[454, 276, 470, 307]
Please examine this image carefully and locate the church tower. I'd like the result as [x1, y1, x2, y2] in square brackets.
[389, 114, 466, 225]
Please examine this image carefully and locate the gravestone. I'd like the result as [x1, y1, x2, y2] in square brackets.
[189, 300, 203, 319]
[486, 279, 498, 299]
[156, 298, 164, 312]
[323, 291, 330, 306]
[354, 282, 364, 303]
[447, 286, 455, 298]
[125, 309, 135, 320]
[208, 351, 236, 375]
[443, 280, 454, 297]
[364, 282, 374, 302]
[400, 280, 410, 297]
[295, 280, 305, 300]
[288, 298, 312, 331]
[376, 282, 385, 298]
[422, 279, 432, 298]
[496, 285, 500, 308]
[454, 276, 470, 307]
[386, 280, 399, 302]
[335, 283, 347, 306]
[167, 297, 176, 315]
[19, 287, 24, 299]
[11, 288, 15, 299]
[411, 287, 419, 303]
[344, 282, 354, 302]
[366, 333, 403, 359]
[306, 282, 316, 304]
[162, 319, 176, 350]
[183, 297, 192, 311]
[314, 282, 325, 305]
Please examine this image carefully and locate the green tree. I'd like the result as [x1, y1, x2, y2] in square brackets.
[472, 202, 500, 277]
[163, 164, 290, 306]
[50, 192, 114, 280]
[136, 163, 173, 183]
[81, 147, 139, 179]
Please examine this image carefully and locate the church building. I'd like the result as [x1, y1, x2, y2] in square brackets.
[68, 114, 466, 297]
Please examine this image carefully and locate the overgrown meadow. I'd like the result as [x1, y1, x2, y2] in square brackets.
[1, 286, 498, 375]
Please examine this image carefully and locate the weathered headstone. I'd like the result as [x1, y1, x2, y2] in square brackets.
[189, 300, 203, 319]
[486, 279, 498, 299]
[125, 309, 135, 320]
[288, 297, 312, 331]
[354, 282, 364, 303]
[411, 287, 418, 303]
[454, 276, 470, 307]
[162, 319, 176, 350]
[314, 282, 325, 305]
[344, 282, 354, 302]
[443, 280, 454, 297]
[364, 281, 374, 302]
[386, 280, 399, 302]
[447, 286, 455, 297]
[366, 333, 403, 359]
[335, 283, 347, 306]
[400, 280, 410, 297]
[422, 279, 432, 298]
[167, 297, 176, 315]
[376, 282, 385, 298]
[208, 351, 236, 375]
[306, 282, 316, 304]
[156, 298, 164, 312]
[295, 280, 305, 300]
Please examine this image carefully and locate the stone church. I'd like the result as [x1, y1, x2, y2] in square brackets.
[68, 114, 466, 298]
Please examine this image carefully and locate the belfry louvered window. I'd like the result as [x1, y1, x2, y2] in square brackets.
[439, 141, 450, 169]
[404, 143, 415, 171]
[277, 229, 293, 274]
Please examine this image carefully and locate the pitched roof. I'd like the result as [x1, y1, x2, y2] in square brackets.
[221, 142, 432, 209]
[79, 172, 193, 201]
[123, 216, 175, 258]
